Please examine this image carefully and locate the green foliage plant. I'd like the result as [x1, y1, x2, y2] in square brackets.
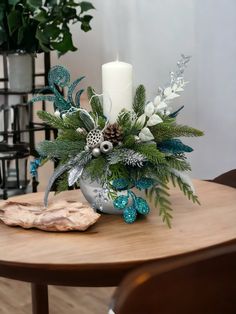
[0, 0, 95, 55]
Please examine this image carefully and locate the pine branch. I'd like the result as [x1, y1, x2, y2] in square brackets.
[133, 143, 166, 165]
[37, 111, 66, 129]
[37, 140, 85, 159]
[108, 164, 129, 181]
[146, 185, 173, 228]
[150, 123, 204, 142]
[117, 110, 132, 131]
[57, 129, 86, 142]
[123, 135, 136, 148]
[169, 173, 200, 205]
[133, 85, 146, 116]
[84, 156, 107, 183]
[87, 86, 103, 116]
[63, 111, 84, 130]
[143, 164, 170, 183]
[165, 155, 191, 172]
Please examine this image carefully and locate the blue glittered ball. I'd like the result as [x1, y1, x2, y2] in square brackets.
[123, 207, 137, 224]
[135, 197, 150, 215]
[135, 178, 154, 190]
[113, 195, 129, 210]
[112, 178, 129, 191]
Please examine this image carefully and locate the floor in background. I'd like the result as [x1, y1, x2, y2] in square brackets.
[0, 278, 115, 314]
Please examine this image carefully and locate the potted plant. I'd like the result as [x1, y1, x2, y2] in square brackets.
[0, 0, 94, 92]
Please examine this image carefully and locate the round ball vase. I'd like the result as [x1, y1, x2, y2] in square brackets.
[80, 177, 125, 215]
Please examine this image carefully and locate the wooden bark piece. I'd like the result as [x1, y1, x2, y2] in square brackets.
[0, 200, 100, 232]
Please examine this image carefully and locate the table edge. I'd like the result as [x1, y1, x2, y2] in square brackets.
[0, 239, 235, 287]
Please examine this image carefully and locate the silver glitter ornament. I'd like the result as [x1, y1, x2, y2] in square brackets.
[100, 141, 113, 154]
[86, 129, 104, 148]
[92, 147, 101, 157]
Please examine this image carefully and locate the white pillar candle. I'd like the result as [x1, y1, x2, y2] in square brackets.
[102, 61, 133, 123]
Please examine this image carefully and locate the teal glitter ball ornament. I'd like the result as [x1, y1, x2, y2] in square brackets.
[135, 178, 154, 190]
[112, 178, 129, 191]
[135, 197, 150, 215]
[123, 207, 137, 224]
[113, 195, 129, 210]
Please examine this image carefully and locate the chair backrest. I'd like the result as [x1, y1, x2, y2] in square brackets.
[110, 241, 236, 314]
[211, 169, 236, 188]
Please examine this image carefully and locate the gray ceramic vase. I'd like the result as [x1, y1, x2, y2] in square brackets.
[80, 177, 124, 215]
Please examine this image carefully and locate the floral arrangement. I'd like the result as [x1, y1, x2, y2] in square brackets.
[31, 55, 203, 227]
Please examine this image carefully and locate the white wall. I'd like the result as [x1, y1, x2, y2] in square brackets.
[56, 0, 236, 180]
[2, 0, 235, 180]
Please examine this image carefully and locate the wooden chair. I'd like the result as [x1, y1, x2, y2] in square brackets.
[210, 169, 236, 188]
[110, 241, 236, 314]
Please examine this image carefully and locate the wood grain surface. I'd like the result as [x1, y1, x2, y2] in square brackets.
[0, 179, 235, 287]
[0, 179, 235, 265]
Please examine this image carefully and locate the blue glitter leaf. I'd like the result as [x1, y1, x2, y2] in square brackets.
[135, 178, 154, 190]
[67, 76, 85, 107]
[30, 95, 55, 103]
[169, 105, 184, 118]
[158, 139, 193, 154]
[112, 178, 129, 191]
[134, 197, 150, 215]
[123, 206, 137, 223]
[113, 195, 129, 210]
[75, 89, 84, 107]
[48, 65, 70, 87]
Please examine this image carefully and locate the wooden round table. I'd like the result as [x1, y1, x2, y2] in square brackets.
[0, 180, 236, 314]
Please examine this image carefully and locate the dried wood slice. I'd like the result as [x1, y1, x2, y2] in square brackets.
[0, 200, 100, 232]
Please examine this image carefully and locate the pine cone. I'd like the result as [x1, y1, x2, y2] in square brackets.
[103, 123, 123, 145]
